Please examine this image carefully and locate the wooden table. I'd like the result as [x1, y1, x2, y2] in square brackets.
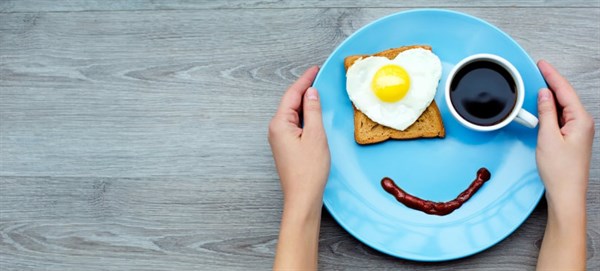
[1, 1, 598, 270]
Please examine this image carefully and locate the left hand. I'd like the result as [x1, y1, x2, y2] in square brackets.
[268, 66, 330, 207]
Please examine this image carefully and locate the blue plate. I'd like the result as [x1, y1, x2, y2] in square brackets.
[313, 9, 546, 261]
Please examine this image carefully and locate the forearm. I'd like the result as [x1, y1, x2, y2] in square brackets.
[273, 198, 323, 271]
[537, 194, 587, 271]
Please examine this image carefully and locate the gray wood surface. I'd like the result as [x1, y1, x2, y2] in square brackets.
[1, 1, 599, 270]
[1, 0, 599, 12]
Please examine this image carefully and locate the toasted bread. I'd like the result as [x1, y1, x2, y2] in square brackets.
[344, 45, 445, 145]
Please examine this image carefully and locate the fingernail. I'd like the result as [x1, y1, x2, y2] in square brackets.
[538, 88, 551, 102]
[306, 87, 318, 101]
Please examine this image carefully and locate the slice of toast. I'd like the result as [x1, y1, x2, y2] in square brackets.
[345, 45, 445, 145]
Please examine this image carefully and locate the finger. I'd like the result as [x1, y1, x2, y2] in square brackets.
[276, 66, 320, 116]
[537, 60, 584, 110]
[537, 88, 560, 138]
[302, 87, 325, 137]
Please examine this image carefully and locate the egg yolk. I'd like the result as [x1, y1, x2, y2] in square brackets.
[371, 64, 411, 102]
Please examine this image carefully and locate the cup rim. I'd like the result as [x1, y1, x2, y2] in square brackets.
[444, 53, 525, 132]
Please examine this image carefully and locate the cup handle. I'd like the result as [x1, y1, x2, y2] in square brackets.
[514, 109, 538, 128]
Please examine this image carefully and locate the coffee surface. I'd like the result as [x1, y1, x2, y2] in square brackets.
[450, 61, 517, 126]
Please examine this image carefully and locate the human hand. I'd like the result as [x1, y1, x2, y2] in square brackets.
[268, 66, 330, 209]
[536, 60, 595, 208]
[535, 59, 594, 271]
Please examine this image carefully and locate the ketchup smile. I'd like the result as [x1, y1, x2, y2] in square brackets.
[381, 168, 491, 216]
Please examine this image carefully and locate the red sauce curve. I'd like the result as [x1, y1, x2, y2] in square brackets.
[381, 168, 491, 216]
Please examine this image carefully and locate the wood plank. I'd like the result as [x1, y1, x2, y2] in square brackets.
[0, 176, 283, 270]
[1, 0, 598, 13]
[1, 6, 599, 270]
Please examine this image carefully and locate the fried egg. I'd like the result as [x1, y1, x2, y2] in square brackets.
[346, 48, 442, 130]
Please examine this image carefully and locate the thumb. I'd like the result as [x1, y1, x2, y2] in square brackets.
[537, 88, 560, 141]
[302, 87, 325, 137]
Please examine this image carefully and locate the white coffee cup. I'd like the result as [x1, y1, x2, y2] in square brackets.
[445, 54, 538, 131]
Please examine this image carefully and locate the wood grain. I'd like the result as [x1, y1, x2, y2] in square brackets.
[1, 4, 599, 270]
[1, 0, 599, 13]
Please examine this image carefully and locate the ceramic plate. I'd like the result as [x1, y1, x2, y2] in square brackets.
[313, 9, 546, 261]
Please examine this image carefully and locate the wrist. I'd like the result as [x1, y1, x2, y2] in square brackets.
[282, 194, 324, 224]
[545, 188, 587, 214]
[544, 176, 587, 214]
[545, 191, 586, 231]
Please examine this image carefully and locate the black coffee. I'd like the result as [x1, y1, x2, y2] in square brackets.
[449, 60, 517, 126]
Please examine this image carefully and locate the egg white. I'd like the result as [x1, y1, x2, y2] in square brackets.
[346, 48, 442, 131]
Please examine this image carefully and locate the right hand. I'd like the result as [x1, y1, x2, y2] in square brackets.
[535, 60, 595, 207]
